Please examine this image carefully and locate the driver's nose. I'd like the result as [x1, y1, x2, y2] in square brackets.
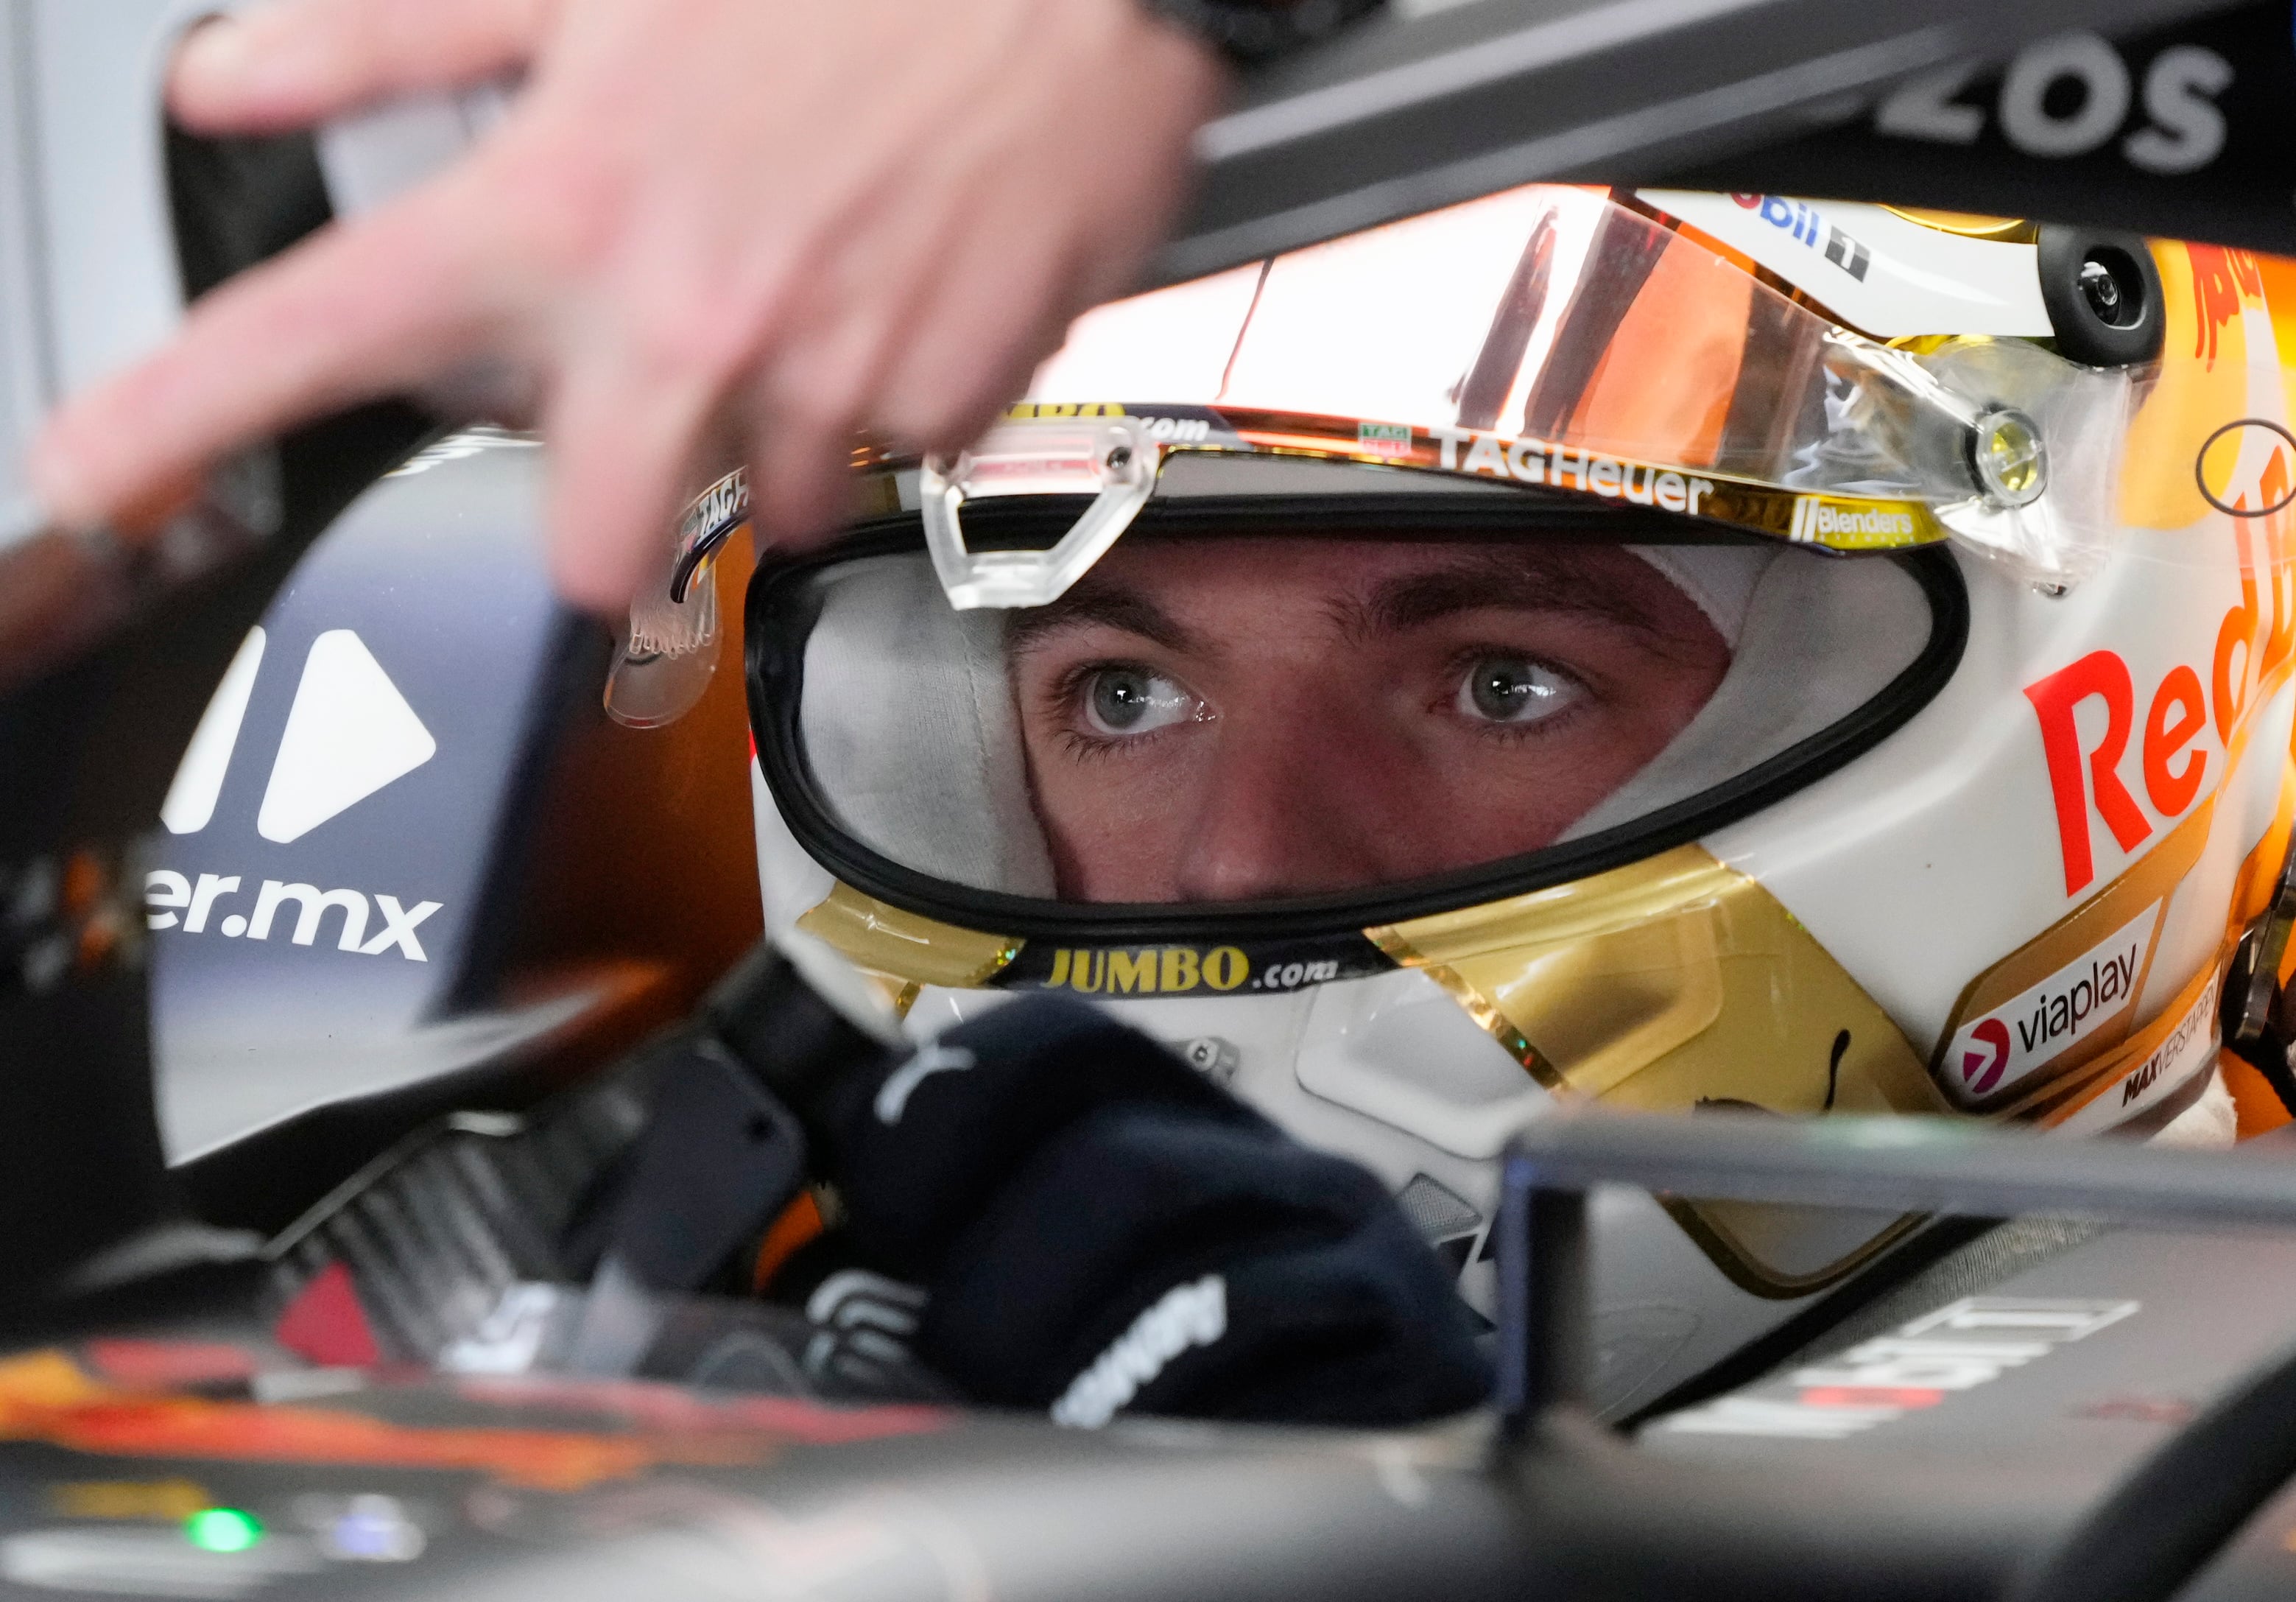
[1172, 708, 1406, 902]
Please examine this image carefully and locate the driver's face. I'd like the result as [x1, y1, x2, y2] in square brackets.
[1007, 537, 1731, 902]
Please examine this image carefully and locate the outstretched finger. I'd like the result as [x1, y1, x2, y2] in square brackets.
[870, 199, 1082, 460]
[30, 183, 493, 530]
[170, 0, 552, 133]
[745, 250, 927, 551]
[745, 394, 863, 557]
[541, 345, 727, 614]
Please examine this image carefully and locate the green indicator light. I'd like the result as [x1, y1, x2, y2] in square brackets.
[183, 1508, 264, 1553]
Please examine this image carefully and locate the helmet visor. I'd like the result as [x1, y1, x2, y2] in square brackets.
[748, 472, 1963, 922]
[994, 185, 2134, 588]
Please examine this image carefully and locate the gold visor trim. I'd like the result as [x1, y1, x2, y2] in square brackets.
[795, 884, 1021, 994]
[1222, 411, 1946, 554]
[858, 407, 1948, 561]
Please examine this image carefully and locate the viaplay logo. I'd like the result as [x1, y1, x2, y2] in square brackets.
[146, 628, 444, 963]
[1960, 1018, 2012, 1095]
[1941, 905, 2158, 1103]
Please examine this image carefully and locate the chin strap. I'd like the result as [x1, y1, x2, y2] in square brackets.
[2221, 826, 2296, 1117]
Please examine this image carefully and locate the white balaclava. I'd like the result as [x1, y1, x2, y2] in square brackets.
[797, 539, 1934, 890]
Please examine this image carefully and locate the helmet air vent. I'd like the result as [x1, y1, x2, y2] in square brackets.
[2036, 225, 2163, 368]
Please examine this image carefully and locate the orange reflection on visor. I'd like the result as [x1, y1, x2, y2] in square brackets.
[1565, 231, 1756, 474]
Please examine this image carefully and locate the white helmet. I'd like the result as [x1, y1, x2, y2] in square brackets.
[711, 187, 2296, 1410]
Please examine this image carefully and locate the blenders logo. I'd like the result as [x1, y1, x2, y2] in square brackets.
[1730, 194, 1871, 281]
[1790, 499, 1920, 544]
[1941, 906, 2158, 1102]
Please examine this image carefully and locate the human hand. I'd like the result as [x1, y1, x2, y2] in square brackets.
[29, 0, 1225, 611]
[823, 997, 1493, 1426]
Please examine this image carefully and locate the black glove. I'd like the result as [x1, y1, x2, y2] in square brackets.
[814, 997, 1491, 1427]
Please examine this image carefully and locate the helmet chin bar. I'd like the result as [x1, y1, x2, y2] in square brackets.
[920, 416, 1167, 611]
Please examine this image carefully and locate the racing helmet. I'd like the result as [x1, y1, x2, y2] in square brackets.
[702, 186, 2296, 1395]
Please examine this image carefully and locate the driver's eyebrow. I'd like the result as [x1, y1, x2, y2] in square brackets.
[1341, 548, 1670, 641]
[1005, 580, 1200, 656]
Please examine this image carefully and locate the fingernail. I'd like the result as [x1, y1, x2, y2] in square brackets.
[172, 16, 253, 93]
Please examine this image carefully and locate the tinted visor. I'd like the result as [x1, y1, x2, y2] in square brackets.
[1007, 186, 2133, 586]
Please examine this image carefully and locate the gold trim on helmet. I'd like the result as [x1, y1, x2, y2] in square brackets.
[795, 883, 1020, 1008]
[1878, 208, 2038, 243]
[849, 405, 1951, 561]
[1368, 846, 1943, 1118]
[1368, 846, 1945, 1296]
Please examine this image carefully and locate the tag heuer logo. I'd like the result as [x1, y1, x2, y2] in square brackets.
[1357, 421, 1413, 459]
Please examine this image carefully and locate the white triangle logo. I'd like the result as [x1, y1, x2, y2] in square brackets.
[162, 626, 267, 836]
[256, 630, 437, 844]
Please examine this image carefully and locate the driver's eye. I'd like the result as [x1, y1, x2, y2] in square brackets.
[1085, 667, 1197, 736]
[1459, 656, 1578, 725]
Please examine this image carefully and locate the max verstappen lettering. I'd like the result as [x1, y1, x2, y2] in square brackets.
[2121, 977, 2213, 1107]
[2057, 972, 2222, 1134]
